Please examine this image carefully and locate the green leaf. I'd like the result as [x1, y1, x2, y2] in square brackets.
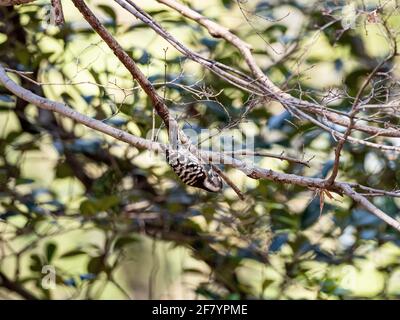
[114, 236, 139, 250]
[80, 199, 98, 216]
[46, 242, 57, 263]
[79, 195, 120, 215]
[262, 279, 274, 292]
[96, 195, 120, 211]
[29, 254, 42, 272]
[87, 256, 104, 274]
[97, 4, 117, 26]
[55, 162, 74, 179]
[60, 250, 87, 259]
[15, 178, 35, 185]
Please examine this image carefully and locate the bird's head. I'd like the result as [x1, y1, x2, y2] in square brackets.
[202, 169, 223, 192]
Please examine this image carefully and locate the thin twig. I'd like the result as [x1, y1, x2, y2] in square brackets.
[51, 0, 65, 26]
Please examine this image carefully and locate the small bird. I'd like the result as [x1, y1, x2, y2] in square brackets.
[166, 147, 223, 192]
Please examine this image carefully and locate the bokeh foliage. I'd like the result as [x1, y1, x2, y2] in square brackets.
[0, 0, 400, 299]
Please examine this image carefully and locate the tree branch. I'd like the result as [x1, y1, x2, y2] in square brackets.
[0, 271, 38, 300]
[341, 184, 400, 231]
[122, 0, 400, 145]
[325, 53, 395, 186]
[71, 0, 247, 199]
[51, 0, 64, 26]
[0, 64, 161, 153]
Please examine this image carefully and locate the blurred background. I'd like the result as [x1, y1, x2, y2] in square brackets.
[0, 0, 400, 299]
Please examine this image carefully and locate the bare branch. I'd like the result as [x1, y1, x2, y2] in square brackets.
[227, 150, 312, 167]
[0, 64, 161, 152]
[51, 0, 65, 26]
[72, 0, 249, 200]
[0, 271, 38, 300]
[71, 0, 173, 130]
[118, 0, 400, 148]
[341, 184, 400, 231]
[325, 28, 397, 186]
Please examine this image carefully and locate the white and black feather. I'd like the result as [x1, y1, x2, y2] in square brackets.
[166, 147, 222, 192]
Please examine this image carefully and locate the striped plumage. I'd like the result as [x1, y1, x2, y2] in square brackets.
[166, 147, 223, 192]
